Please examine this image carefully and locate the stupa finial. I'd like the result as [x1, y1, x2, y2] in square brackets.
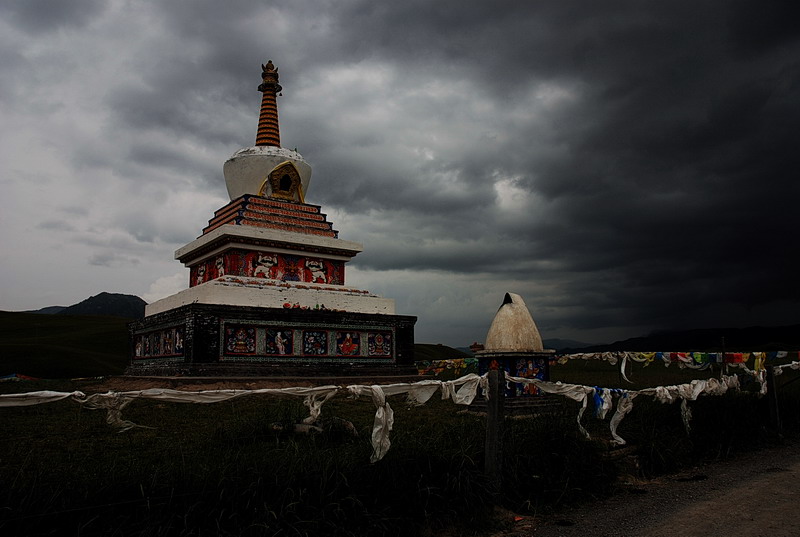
[256, 60, 282, 147]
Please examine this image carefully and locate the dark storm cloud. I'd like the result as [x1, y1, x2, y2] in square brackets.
[106, 73, 247, 148]
[0, 0, 106, 34]
[291, 0, 800, 334]
[123, 142, 223, 190]
[3, 0, 798, 341]
[37, 220, 76, 232]
[727, 0, 800, 55]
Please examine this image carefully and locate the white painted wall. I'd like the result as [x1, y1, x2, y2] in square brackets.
[145, 277, 396, 316]
[176, 224, 363, 264]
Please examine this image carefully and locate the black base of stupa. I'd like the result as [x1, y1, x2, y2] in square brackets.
[126, 303, 416, 377]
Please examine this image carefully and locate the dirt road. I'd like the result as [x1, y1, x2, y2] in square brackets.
[507, 438, 800, 537]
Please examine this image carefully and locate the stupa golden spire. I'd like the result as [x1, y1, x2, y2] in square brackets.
[255, 60, 282, 147]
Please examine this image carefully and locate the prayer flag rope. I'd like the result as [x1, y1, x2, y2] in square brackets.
[413, 351, 796, 384]
[0, 367, 790, 461]
[503, 373, 741, 445]
[553, 350, 797, 385]
[347, 374, 484, 462]
[773, 361, 800, 375]
[0, 376, 484, 463]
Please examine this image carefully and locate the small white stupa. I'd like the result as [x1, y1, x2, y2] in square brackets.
[477, 293, 553, 395]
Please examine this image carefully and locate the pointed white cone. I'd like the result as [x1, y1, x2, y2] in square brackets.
[484, 292, 543, 353]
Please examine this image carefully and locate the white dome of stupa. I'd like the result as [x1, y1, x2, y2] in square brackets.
[224, 145, 312, 200]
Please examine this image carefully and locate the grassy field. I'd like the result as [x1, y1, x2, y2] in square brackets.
[2, 361, 799, 536]
[0, 311, 131, 378]
[2, 311, 799, 534]
[550, 357, 721, 388]
[0, 384, 494, 536]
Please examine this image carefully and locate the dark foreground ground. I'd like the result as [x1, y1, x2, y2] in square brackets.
[3, 369, 798, 537]
[493, 436, 800, 537]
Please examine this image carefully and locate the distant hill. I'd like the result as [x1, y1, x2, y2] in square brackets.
[456, 339, 594, 355]
[414, 344, 471, 362]
[565, 324, 800, 352]
[543, 338, 595, 351]
[58, 292, 146, 319]
[25, 306, 67, 315]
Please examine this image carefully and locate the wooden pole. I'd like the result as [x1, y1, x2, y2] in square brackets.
[766, 365, 782, 436]
[485, 368, 505, 499]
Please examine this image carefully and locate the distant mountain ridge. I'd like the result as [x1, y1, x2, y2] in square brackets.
[456, 338, 595, 355]
[459, 327, 800, 354]
[27, 292, 147, 319]
[27, 306, 67, 315]
[60, 292, 146, 319]
[543, 338, 595, 351]
[416, 344, 471, 361]
[563, 324, 800, 352]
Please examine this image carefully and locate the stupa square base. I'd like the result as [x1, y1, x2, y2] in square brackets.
[127, 303, 416, 377]
[476, 351, 553, 397]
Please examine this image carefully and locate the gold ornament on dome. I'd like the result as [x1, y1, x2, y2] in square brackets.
[260, 161, 305, 203]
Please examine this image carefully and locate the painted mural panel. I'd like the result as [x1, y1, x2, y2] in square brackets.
[214, 322, 398, 363]
[225, 325, 257, 355]
[174, 327, 185, 354]
[367, 332, 392, 357]
[190, 249, 345, 287]
[477, 357, 550, 396]
[513, 357, 548, 396]
[336, 331, 360, 356]
[264, 328, 293, 355]
[191, 264, 206, 286]
[134, 326, 185, 359]
[304, 259, 328, 283]
[302, 330, 328, 355]
[161, 330, 174, 355]
[249, 252, 281, 279]
[213, 254, 228, 278]
[281, 255, 304, 281]
[329, 262, 343, 285]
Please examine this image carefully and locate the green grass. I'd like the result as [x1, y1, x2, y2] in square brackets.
[0, 384, 495, 536]
[2, 368, 798, 536]
[550, 357, 718, 389]
[0, 311, 131, 378]
[3, 314, 800, 535]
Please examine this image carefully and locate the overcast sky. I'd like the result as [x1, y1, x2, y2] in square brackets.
[1, 0, 798, 346]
